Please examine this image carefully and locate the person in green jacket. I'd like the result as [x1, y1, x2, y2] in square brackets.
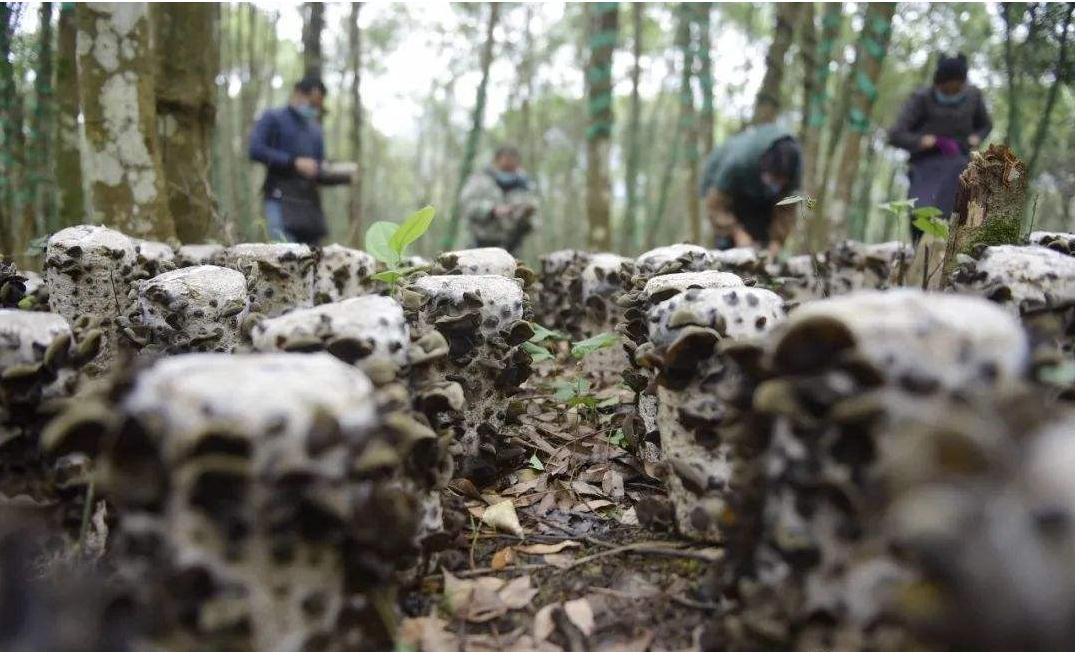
[700, 123, 802, 254]
[460, 146, 540, 254]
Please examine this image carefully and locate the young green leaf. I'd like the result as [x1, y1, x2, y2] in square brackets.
[529, 453, 545, 471]
[571, 332, 619, 359]
[372, 269, 404, 285]
[912, 205, 944, 220]
[912, 215, 950, 240]
[388, 205, 436, 257]
[529, 322, 567, 343]
[365, 221, 401, 266]
[552, 381, 577, 402]
[522, 341, 554, 363]
[608, 428, 626, 448]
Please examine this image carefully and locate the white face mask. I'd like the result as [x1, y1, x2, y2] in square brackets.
[295, 102, 319, 121]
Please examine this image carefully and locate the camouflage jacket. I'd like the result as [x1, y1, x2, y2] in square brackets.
[461, 167, 540, 247]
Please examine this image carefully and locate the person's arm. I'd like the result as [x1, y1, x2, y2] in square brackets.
[705, 188, 752, 245]
[970, 91, 993, 146]
[461, 174, 499, 227]
[767, 202, 797, 254]
[887, 92, 929, 152]
[248, 111, 294, 170]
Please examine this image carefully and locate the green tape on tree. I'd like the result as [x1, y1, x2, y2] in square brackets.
[849, 106, 870, 133]
[589, 31, 617, 50]
[588, 95, 612, 114]
[855, 70, 877, 100]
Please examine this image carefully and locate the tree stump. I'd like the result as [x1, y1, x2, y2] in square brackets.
[941, 144, 1029, 279]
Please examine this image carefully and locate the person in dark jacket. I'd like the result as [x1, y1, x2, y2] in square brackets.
[700, 123, 802, 254]
[888, 53, 993, 241]
[248, 76, 352, 244]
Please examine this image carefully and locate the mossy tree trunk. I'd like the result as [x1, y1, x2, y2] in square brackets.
[585, 2, 618, 251]
[1027, 3, 1074, 181]
[941, 145, 1029, 280]
[152, 3, 219, 243]
[0, 3, 24, 255]
[695, 3, 714, 157]
[752, 3, 800, 125]
[829, 2, 895, 237]
[55, 3, 84, 231]
[26, 2, 54, 245]
[76, 3, 175, 240]
[676, 4, 700, 244]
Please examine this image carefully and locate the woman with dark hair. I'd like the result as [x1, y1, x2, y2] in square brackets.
[888, 53, 993, 241]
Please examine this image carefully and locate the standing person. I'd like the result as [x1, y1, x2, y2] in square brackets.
[248, 76, 353, 245]
[888, 53, 993, 242]
[700, 123, 802, 255]
[460, 146, 540, 254]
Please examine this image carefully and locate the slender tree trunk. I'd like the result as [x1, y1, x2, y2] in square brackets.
[802, 3, 841, 202]
[798, 2, 817, 139]
[1002, 3, 1022, 154]
[0, 3, 24, 254]
[585, 2, 618, 250]
[1027, 3, 1074, 180]
[752, 3, 800, 124]
[829, 3, 896, 237]
[302, 2, 324, 79]
[54, 3, 83, 230]
[27, 2, 54, 243]
[347, 3, 364, 247]
[442, 2, 499, 249]
[621, 2, 644, 253]
[76, 3, 174, 240]
[153, 3, 219, 243]
[849, 135, 878, 241]
[695, 3, 715, 156]
[676, 4, 700, 244]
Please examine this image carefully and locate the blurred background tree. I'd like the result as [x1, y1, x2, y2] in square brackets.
[1, 1, 1074, 264]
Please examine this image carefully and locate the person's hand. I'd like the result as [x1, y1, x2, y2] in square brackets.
[967, 134, 981, 148]
[294, 157, 319, 179]
[767, 241, 782, 258]
[919, 134, 937, 150]
[732, 226, 755, 248]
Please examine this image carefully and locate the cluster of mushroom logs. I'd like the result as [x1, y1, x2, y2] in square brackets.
[2, 224, 1075, 650]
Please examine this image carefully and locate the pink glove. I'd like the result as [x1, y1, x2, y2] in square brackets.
[935, 136, 961, 157]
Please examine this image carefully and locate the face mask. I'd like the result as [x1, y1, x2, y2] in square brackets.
[493, 170, 521, 186]
[295, 103, 319, 122]
[934, 89, 966, 106]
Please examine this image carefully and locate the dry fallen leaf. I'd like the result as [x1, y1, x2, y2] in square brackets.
[516, 540, 581, 555]
[491, 546, 516, 570]
[482, 498, 524, 536]
[563, 598, 595, 636]
[542, 553, 575, 569]
[533, 603, 556, 641]
[498, 574, 539, 609]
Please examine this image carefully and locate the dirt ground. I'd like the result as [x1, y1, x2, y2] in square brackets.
[399, 350, 721, 652]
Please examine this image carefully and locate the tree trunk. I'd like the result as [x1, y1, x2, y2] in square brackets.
[585, 2, 618, 251]
[849, 135, 878, 241]
[76, 3, 174, 240]
[1027, 3, 1074, 180]
[676, 4, 700, 244]
[695, 3, 715, 156]
[54, 2, 84, 231]
[347, 3, 364, 247]
[802, 3, 841, 249]
[1002, 3, 1022, 154]
[442, 2, 499, 250]
[26, 2, 54, 244]
[828, 2, 895, 239]
[302, 2, 324, 79]
[752, 3, 800, 125]
[621, 2, 644, 253]
[152, 3, 219, 243]
[0, 3, 24, 255]
[798, 2, 817, 140]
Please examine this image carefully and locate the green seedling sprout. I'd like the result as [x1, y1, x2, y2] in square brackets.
[365, 205, 436, 288]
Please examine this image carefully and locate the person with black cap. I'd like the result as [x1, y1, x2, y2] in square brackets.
[888, 53, 993, 241]
[700, 123, 803, 255]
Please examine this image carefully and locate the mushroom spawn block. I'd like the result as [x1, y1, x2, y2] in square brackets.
[404, 275, 533, 487]
[638, 286, 784, 541]
[225, 243, 316, 317]
[315, 244, 378, 304]
[43, 352, 430, 651]
[134, 265, 249, 353]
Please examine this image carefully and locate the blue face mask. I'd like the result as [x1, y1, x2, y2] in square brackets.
[934, 88, 967, 106]
[295, 103, 319, 122]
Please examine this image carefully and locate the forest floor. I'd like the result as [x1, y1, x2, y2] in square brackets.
[399, 349, 720, 651]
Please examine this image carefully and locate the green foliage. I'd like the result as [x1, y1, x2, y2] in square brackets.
[570, 332, 619, 359]
[552, 378, 599, 409]
[529, 322, 568, 343]
[522, 341, 554, 363]
[607, 428, 626, 449]
[911, 206, 949, 240]
[365, 205, 436, 289]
